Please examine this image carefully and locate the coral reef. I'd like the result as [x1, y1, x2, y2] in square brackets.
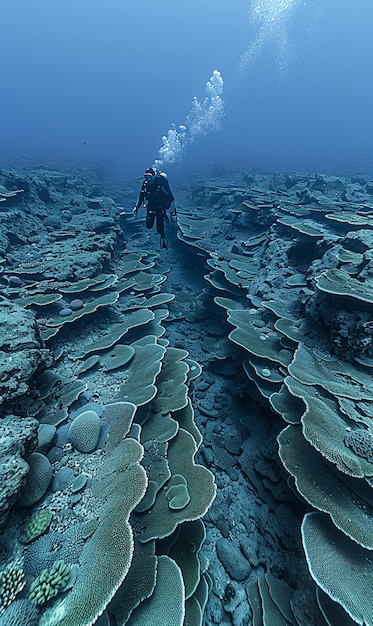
[1, 163, 373, 624]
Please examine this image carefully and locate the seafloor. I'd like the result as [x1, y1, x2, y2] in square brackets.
[0, 160, 372, 626]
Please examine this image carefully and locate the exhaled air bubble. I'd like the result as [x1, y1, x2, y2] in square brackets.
[153, 70, 224, 169]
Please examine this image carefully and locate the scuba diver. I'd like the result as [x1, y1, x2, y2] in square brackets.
[134, 167, 175, 249]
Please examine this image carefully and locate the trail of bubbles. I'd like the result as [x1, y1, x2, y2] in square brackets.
[239, 0, 301, 76]
[154, 70, 224, 169]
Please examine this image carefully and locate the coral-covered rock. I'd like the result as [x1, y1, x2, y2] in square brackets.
[0, 297, 45, 411]
[0, 415, 38, 529]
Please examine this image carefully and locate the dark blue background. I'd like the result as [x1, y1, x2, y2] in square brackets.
[1, 0, 372, 178]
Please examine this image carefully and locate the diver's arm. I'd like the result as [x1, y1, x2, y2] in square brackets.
[134, 187, 146, 212]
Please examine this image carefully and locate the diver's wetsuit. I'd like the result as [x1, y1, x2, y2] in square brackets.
[135, 173, 174, 246]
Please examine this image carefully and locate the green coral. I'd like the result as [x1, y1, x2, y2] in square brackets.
[20, 509, 53, 544]
[0, 559, 26, 614]
[28, 560, 70, 605]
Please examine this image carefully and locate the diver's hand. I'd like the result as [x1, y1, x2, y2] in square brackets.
[133, 206, 138, 215]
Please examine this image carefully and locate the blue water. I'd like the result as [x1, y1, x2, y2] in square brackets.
[1, 0, 373, 177]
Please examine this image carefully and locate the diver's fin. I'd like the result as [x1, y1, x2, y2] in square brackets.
[160, 235, 168, 249]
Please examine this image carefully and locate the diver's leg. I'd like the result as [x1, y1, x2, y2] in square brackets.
[146, 210, 156, 230]
[155, 211, 165, 237]
[156, 211, 168, 248]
